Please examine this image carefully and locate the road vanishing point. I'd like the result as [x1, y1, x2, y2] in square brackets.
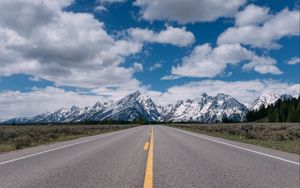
[0, 125, 299, 188]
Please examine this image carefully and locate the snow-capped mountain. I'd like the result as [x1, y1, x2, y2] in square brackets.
[248, 93, 293, 111]
[2, 91, 295, 124]
[72, 101, 114, 122]
[11, 106, 83, 124]
[4, 91, 160, 124]
[161, 93, 248, 123]
[3, 116, 33, 124]
[90, 91, 160, 121]
[157, 104, 174, 120]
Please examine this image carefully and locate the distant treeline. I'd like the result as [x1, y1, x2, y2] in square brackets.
[246, 96, 300, 122]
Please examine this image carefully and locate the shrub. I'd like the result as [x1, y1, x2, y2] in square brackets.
[14, 135, 32, 149]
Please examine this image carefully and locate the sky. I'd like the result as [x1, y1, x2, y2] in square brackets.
[0, 0, 299, 119]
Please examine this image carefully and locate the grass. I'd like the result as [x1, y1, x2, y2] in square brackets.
[167, 123, 300, 154]
[0, 124, 139, 153]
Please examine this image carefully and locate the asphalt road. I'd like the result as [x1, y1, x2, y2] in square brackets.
[0, 125, 299, 188]
[0, 126, 149, 188]
[154, 126, 300, 188]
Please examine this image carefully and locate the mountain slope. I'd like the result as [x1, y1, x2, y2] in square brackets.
[2, 91, 295, 124]
[161, 93, 248, 123]
[72, 101, 113, 122]
[90, 91, 160, 121]
[248, 93, 293, 111]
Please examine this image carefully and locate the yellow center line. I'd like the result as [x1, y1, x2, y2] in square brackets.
[143, 126, 154, 188]
[144, 142, 149, 150]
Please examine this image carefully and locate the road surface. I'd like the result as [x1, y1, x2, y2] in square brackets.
[0, 125, 299, 188]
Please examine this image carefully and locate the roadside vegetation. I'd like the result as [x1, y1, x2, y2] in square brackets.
[168, 123, 300, 154]
[0, 124, 139, 153]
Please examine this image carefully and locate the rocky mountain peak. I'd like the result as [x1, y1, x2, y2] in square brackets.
[3, 91, 295, 124]
[248, 92, 280, 111]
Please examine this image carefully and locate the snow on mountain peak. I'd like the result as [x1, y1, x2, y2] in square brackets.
[3, 90, 295, 124]
[160, 93, 247, 123]
[248, 92, 294, 111]
[248, 92, 280, 111]
[130, 90, 142, 98]
[261, 92, 279, 99]
[86, 91, 160, 121]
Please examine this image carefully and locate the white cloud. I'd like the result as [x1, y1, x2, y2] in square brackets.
[235, 4, 270, 27]
[95, 0, 127, 12]
[149, 63, 162, 71]
[287, 57, 300, 65]
[218, 8, 300, 48]
[134, 0, 245, 24]
[91, 79, 149, 100]
[0, 0, 142, 88]
[161, 75, 181, 80]
[0, 87, 102, 120]
[94, 5, 108, 13]
[242, 57, 282, 75]
[151, 79, 300, 105]
[133, 62, 143, 72]
[128, 26, 195, 47]
[167, 43, 281, 79]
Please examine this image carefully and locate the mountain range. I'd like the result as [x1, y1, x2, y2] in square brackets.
[3, 91, 294, 124]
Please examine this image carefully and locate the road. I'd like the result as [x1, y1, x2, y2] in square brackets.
[0, 125, 299, 188]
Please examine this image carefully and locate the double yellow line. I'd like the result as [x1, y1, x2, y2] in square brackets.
[143, 126, 154, 188]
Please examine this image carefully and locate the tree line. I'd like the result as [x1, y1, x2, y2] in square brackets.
[246, 96, 300, 122]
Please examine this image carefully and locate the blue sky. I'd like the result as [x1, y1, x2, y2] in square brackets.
[0, 0, 299, 119]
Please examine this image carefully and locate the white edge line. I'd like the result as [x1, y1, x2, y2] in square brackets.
[0, 126, 140, 166]
[168, 126, 300, 166]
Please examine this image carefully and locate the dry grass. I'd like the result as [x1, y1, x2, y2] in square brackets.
[168, 123, 300, 154]
[0, 124, 139, 152]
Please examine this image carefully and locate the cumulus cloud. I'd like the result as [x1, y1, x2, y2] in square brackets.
[134, 0, 245, 24]
[0, 0, 142, 88]
[242, 57, 282, 75]
[128, 26, 195, 47]
[286, 57, 300, 65]
[235, 4, 270, 26]
[91, 79, 150, 100]
[152, 79, 300, 105]
[166, 43, 281, 79]
[0, 87, 102, 120]
[218, 8, 300, 48]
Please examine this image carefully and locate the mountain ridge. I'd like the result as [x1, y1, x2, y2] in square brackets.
[3, 91, 295, 124]
[248, 93, 293, 111]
